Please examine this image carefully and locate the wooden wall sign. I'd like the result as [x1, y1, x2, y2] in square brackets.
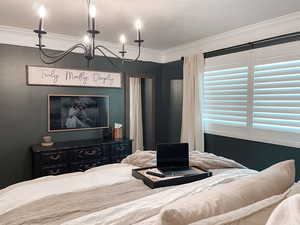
[27, 66, 122, 88]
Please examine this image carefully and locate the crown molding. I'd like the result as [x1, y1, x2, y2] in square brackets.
[161, 11, 300, 63]
[0, 25, 164, 63]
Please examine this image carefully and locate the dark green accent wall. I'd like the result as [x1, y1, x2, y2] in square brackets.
[205, 134, 300, 180]
[2, 44, 300, 188]
[0, 44, 161, 188]
[160, 60, 300, 180]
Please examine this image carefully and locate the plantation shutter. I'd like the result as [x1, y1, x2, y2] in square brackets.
[204, 66, 249, 127]
[253, 59, 300, 133]
[203, 41, 300, 148]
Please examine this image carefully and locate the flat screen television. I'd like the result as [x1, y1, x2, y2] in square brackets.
[48, 94, 109, 132]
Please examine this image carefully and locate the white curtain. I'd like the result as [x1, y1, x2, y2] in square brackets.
[130, 77, 144, 152]
[180, 54, 205, 152]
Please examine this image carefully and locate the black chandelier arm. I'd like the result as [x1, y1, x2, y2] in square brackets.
[37, 37, 70, 59]
[95, 42, 142, 63]
[122, 41, 142, 62]
[95, 45, 122, 60]
[128, 43, 141, 62]
[121, 44, 141, 63]
[38, 37, 88, 60]
[39, 43, 88, 64]
[95, 46, 121, 69]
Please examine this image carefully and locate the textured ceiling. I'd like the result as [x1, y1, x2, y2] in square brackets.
[1, 0, 300, 50]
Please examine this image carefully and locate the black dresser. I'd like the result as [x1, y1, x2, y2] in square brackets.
[32, 139, 132, 178]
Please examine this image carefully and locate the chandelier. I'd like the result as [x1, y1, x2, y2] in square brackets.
[33, 0, 144, 66]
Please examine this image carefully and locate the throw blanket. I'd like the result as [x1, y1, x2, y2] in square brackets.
[0, 152, 253, 225]
[122, 150, 246, 169]
[0, 180, 163, 225]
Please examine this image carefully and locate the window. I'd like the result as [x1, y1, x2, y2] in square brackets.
[253, 60, 300, 133]
[204, 67, 248, 127]
[203, 41, 300, 148]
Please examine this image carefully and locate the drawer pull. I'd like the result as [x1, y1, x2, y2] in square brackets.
[49, 168, 61, 175]
[49, 154, 61, 160]
[78, 150, 85, 158]
[118, 146, 125, 151]
[86, 149, 97, 156]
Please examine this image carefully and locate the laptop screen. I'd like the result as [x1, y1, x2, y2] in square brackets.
[156, 143, 189, 170]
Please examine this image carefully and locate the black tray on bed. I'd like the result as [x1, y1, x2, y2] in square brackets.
[132, 166, 212, 189]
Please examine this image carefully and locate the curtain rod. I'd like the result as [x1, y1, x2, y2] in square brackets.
[180, 31, 300, 61]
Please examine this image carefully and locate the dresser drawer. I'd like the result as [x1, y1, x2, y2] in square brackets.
[40, 151, 67, 165]
[41, 165, 68, 176]
[70, 147, 102, 162]
[70, 160, 103, 172]
[111, 142, 131, 163]
[101, 144, 111, 156]
[112, 142, 131, 156]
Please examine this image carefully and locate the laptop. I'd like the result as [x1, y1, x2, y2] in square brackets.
[156, 143, 199, 176]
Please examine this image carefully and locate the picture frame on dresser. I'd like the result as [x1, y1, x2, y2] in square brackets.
[48, 94, 110, 132]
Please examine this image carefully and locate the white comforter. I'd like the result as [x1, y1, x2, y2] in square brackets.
[62, 168, 256, 225]
[0, 153, 257, 225]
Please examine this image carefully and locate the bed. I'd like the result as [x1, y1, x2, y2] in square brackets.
[0, 151, 295, 225]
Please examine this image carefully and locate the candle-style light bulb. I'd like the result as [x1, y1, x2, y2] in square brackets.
[119, 34, 126, 58]
[135, 19, 142, 41]
[89, 5, 96, 18]
[38, 6, 46, 31]
[38, 6, 46, 18]
[135, 19, 142, 31]
[120, 34, 126, 44]
[89, 5, 96, 32]
[83, 35, 90, 45]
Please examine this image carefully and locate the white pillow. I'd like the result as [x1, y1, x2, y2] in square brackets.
[192, 181, 300, 225]
[159, 160, 295, 225]
[266, 194, 300, 225]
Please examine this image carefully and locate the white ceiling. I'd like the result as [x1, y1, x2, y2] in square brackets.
[1, 0, 300, 50]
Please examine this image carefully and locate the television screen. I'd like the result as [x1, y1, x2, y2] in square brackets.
[48, 95, 109, 132]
